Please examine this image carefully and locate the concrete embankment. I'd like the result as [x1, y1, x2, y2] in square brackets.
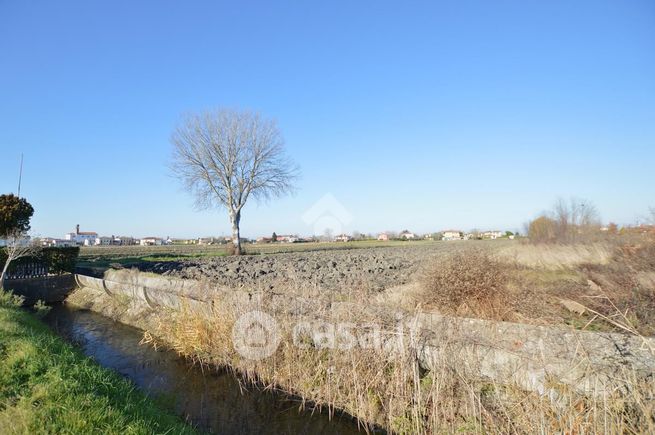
[71, 269, 655, 397]
[4, 274, 77, 304]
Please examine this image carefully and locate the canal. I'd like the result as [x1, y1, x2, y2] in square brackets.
[43, 304, 370, 435]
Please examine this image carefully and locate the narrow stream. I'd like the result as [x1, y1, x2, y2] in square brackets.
[43, 304, 370, 435]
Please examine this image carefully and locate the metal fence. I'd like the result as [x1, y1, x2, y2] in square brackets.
[5, 261, 49, 279]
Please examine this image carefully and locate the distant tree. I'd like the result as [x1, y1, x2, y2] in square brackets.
[170, 109, 299, 255]
[528, 215, 558, 243]
[552, 197, 600, 242]
[272, 232, 278, 242]
[528, 197, 600, 244]
[1, 195, 39, 288]
[505, 231, 514, 237]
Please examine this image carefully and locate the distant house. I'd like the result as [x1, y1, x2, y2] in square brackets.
[481, 231, 504, 240]
[64, 225, 98, 246]
[114, 236, 137, 246]
[170, 238, 196, 245]
[39, 237, 76, 248]
[198, 237, 219, 245]
[1, 236, 33, 247]
[256, 237, 273, 244]
[140, 237, 163, 246]
[94, 236, 113, 246]
[442, 230, 463, 241]
[399, 230, 416, 240]
[275, 235, 299, 243]
[334, 234, 352, 242]
[377, 233, 389, 241]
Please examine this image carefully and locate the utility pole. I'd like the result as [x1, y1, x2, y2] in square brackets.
[17, 153, 24, 197]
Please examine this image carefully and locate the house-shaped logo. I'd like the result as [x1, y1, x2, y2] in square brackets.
[301, 193, 353, 237]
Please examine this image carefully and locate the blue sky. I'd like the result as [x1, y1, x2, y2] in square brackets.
[1, 0, 653, 238]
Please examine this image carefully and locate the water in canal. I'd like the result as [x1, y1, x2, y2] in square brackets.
[43, 304, 371, 435]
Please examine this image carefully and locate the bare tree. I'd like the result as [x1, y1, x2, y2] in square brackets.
[171, 109, 298, 255]
[1, 231, 40, 288]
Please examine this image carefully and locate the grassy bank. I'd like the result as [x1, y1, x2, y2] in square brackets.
[0, 293, 197, 434]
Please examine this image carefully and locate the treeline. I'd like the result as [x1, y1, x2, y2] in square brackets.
[527, 198, 654, 244]
[527, 198, 600, 243]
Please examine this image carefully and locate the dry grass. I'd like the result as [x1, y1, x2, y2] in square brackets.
[498, 242, 612, 270]
[419, 250, 513, 320]
[141, 291, 655, 434]
[412, 237, 655, 336]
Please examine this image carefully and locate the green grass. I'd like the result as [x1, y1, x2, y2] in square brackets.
[0, 293, 198, 434]
[77, 251, 228, 269]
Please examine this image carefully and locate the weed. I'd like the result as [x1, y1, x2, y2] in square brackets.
[0, 289, 24, 308]
[32, 300, 51, 318]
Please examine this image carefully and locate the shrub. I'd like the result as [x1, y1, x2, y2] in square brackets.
[528, 215, 558, 243]
[42, 247, 80, 274]
[0, 289, 25, 307]
[420, 250, 511, 319]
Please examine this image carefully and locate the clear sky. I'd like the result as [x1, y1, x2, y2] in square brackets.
[1, 0, 653, 239]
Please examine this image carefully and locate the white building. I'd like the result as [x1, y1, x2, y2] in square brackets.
[64, 225, 98, 246]
[94, 236, 114, 246]
[0, 236, 33, 247]
[399, 230, 416, 240]
[334, 234, 352, 242]
[114, 236, 137, 246]
[140, 237, 163, 246]
[442, 230, 463, 241]
[39, 237, 77, 248]
[481, 231, 504, 240]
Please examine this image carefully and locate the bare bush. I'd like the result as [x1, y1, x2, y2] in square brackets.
[419, 250, 512, 319]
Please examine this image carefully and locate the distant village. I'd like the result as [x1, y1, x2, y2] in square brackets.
[32, 225, 517, 248]
[4, 222, 653, 249]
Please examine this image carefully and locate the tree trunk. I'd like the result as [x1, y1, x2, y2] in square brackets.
[230, 210, 242, 255]
[0, 258, 10, 290]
